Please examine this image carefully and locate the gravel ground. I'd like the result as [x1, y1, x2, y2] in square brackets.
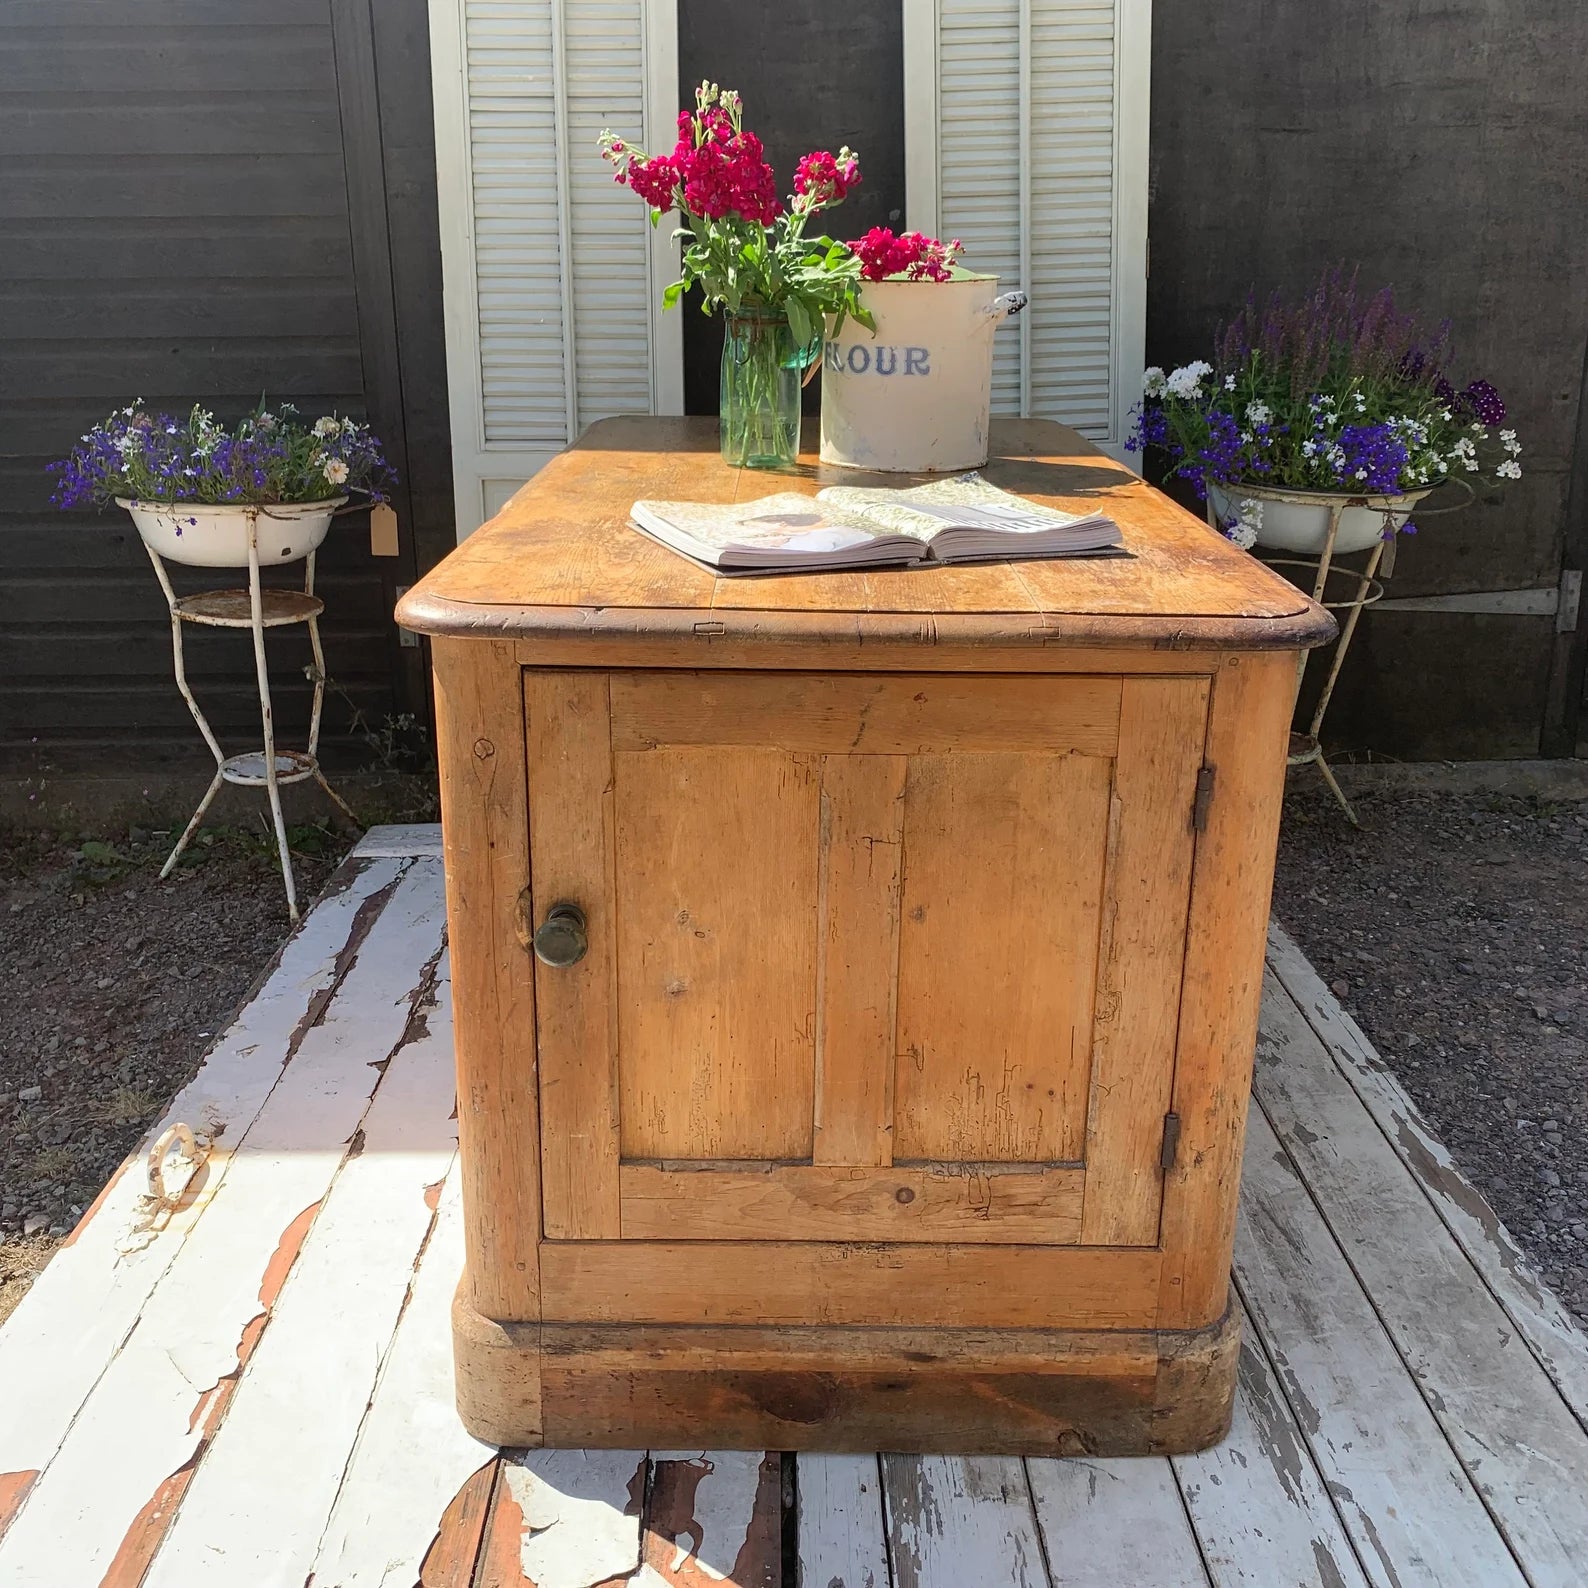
[1273, 780, 1588, 1329]
[0, 823, 351, 1326]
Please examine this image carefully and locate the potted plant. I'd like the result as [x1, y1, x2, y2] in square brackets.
[1128, 269, 1522, 553]
[601, 82, 874, 469]
[50, 402, 395, 566]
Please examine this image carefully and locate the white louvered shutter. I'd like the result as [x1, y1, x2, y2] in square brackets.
[430, 0, 682, 538]
[904, 0, 1149, 458]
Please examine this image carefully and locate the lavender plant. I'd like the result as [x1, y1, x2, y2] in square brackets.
[1127, 269, 1521, 544]
[50, 402, 396, 509]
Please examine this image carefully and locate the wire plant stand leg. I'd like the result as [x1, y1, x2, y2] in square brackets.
[244, 512, 300, 920]
[146, 541, 227, 880]
[302, 549, 361, 832]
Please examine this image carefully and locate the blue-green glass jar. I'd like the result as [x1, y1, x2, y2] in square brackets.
[719, 310, 816, 469]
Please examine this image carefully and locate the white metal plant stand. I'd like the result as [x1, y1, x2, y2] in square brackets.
[143, 508, 359, 920]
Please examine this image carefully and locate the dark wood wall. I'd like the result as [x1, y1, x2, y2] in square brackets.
[1149, 0, 1588, 759]
[0, 0, 452, 781]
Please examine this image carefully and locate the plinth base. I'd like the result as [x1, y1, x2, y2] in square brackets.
[452, 1286, 1241, 1456]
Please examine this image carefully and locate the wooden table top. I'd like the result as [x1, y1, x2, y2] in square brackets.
[397, 416, 1335, 653]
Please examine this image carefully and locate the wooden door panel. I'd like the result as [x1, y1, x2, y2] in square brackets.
[612, 743, 820, 1161]
[609, 670, 1123, 756]
[526, 671, 621, 1240]
[528, 668, 1209, 1251]
[812, 753, 908, 1167]
[1080, 675, 1210, 1244]
[618, 1163, 1084, 1243]
[894, 751, 1113, 1164]
[539, 1242, 1165, 1328]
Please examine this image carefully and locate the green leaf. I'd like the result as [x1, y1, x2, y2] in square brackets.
[786, 296, 813, 350]
[662, 280, 686, 310]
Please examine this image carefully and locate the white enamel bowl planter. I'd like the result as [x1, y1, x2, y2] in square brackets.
[119, 497, 346, 568]
[1208, 481, 1432, 555]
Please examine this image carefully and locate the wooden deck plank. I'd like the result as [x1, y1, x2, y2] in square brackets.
[0, 859, 445, 1587]
[1256, 968, 1588, 1585]
[476, 1449, 648, 1588]
[1172, 1296, 1372, 1588]
[307, 1067, 500, 1584]
[1266, 921, 1588, 1431]
[1026, 1455, 1209, 1587]
[353, 822, 448, 858]
[641, 1451, 783, 1588]
[797, 1454, 889, 1588]
[881, 1455, 1049, 1588]
[1237, 1101, 1529, 1588]
[142, 948, 457, 1588]
[0, 852, 408, 1539]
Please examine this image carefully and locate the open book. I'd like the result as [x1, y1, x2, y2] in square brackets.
[628, 473, 1124, 575]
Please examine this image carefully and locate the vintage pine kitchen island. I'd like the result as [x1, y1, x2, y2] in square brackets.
[396, 416, 1334, 1454]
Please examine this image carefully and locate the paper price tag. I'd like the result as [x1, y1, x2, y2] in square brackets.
[370, 502, 399, 557]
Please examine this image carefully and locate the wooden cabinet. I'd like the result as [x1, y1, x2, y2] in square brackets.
[398, 418, 1333, 1454]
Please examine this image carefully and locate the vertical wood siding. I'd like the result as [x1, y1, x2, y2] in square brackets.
[0, 0, 413, 772]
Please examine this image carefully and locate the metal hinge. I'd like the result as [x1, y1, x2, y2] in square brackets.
[1191, 765, 1215, 833]
[1558, 570, 1582, 634]
[1160, 1112, 1182, 1171]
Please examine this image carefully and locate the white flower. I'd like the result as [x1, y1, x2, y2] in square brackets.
[1245, 401, 1272, 426]
[313, 416, 340, 438]
[256, 411, 275, 429]
[322, 457, 350, 485]
[1353, 394, 1366, 411]
[1222, 497, 1262, 551]
[1437, 459, 1448, 473]
[1501, 430, 1522, 455]
[1354, 469, 1368, 481]
[1301, 439, 1317, 457]
[1142, 367, 1167, 397]
[1165, 360, 1212, 399]
[1496, 458, 1522, 479]
[1224, 375, 1237, 391]
[1464, 456, 1479, 471]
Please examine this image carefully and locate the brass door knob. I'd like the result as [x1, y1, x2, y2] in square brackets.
[532, 901, 588, 968]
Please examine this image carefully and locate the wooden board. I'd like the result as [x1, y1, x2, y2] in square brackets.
[893, 750, 1112, 1165]
[396, 418, 1337, 659]
[880, 1455, 1048, 1588]
[0, 860, 447, 1587]
[525, 670, 622, 1240]
[1265, 920, 1588, 1432]
[1255, 968, 1588, 1586]
[1236, 1102, 1530, 1588]
[140, 951, 459, 1588]
[537, 1243, 1162, 1328]
[609, 670, 1123, 756]
[1025, 1455, 1209, 1587]
[611, 743, 820, 1162]
[797, 1455, 889, 1588]
[1171, 1295, 1372, 1588]
[1079, 675, 1208, 1245]
[615, 1163, 1084, 1244]
[812, 753, 906, 1168]
[307, 1168, 498, 1585]
[0, 852, 408, 1540]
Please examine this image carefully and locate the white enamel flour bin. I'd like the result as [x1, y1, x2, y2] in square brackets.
[819, 276, 1027, 472]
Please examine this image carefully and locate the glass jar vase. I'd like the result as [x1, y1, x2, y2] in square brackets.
[719, 310, 811, 469]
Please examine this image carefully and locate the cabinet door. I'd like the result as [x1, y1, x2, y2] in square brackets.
[525, 668, 1207, 1248]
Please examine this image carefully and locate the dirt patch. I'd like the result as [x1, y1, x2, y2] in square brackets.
[0, 822, 353, 1321]
[1274, 780, 1588, 1329]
